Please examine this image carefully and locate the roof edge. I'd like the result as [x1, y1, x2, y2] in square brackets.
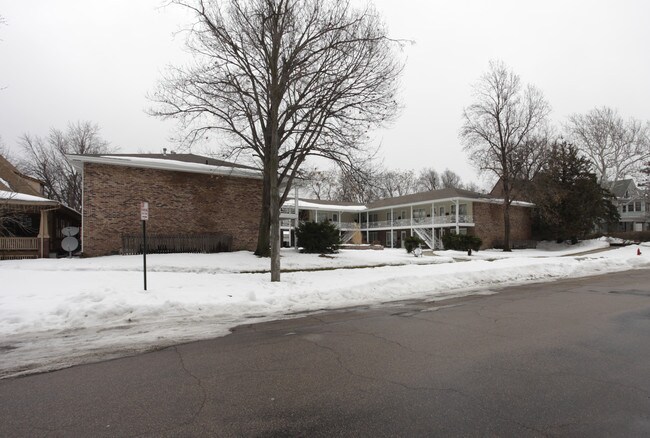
[66, 154, 262, 180]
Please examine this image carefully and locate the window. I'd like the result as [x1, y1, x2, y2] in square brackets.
[387, 212, 392, 221]
[439, 206, 445, 216]
[459, 204, 467, 215]
[635, 202, 642, 212]
[413, 208, 426, 219]
[332, 213, 338, 222]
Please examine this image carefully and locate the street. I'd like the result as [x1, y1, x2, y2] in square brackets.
[1, 269, 650, 437]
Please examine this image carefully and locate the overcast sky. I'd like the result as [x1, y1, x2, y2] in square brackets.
[1, 0, 649, 186]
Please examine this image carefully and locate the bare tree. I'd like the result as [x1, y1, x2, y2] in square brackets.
[460, 60, 550, 251]
[302, 168, 339, 200]
[377, 169, 418, 198]
[150, 0, 404, 281]
[19, 121, 113, 211]
[565, 107, 650, 186]
[440, 168, 463, 189]
[416, 167, 439, 191]
[0, 136, 12, 161]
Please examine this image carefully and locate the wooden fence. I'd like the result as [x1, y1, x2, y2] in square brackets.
[121, 233, 233, 255]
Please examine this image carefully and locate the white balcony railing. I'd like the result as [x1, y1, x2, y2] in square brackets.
[363, 215, 474, 228]
[280, 216, 475, 230]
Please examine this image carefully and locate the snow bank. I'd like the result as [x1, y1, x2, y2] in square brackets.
[1, 241, 649, 377]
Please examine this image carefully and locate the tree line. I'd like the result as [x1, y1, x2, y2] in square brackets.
[302, 166, 482, 203]
[460, 61, 649, 250]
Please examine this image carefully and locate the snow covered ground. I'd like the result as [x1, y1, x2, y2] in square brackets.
[1, 239, 649, 378]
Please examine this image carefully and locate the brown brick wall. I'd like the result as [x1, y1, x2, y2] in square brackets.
[472, 202, 533, 249]
[82, 163, 262, 256]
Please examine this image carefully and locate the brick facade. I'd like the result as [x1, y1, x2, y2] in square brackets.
[82, 163, 262, 256]
[472, 202, 533, 249]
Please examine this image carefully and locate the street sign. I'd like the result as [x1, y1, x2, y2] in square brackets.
[140, 202, 149, 221]
[140, 201, 149, 291]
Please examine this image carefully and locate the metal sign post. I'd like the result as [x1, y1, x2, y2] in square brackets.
[140, 202, 149, 291]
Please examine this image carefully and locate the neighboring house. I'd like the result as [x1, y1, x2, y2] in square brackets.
[66, 153, 263, 257]
[281, 187, 535, 250]
[0, 155, 80, 260]
[605, 179, 649, 232]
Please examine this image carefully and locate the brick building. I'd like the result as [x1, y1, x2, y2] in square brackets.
[281, 188, 534, 250]
[67, 154, 262, 257]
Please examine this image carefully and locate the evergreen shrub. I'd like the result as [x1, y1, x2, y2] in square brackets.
[404, 235, 425, 253]
[442, 233, 482, 251]
[295, 221, 341, 253]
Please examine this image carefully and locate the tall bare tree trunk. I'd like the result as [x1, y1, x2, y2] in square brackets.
[255, 161, 271, 257]
[270, 155, 281, 281]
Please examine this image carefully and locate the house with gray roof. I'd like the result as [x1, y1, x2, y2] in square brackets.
[1, 154, 80, 259]
[605, 179, 649, 232]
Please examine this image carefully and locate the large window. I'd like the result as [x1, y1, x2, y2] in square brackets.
[624, 202, 644, 213]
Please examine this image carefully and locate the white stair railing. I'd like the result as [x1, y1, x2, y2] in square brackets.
[412, 228, 443, 250]
[340, 230, 356, 244]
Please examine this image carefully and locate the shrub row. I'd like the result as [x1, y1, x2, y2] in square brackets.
[442, 233, 482, 251]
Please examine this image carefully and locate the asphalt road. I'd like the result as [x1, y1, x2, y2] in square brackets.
[1, 269, 650, 437]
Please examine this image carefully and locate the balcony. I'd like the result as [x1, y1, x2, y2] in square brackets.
[364, 215, 474, 229]
[280, 220, 360, 230]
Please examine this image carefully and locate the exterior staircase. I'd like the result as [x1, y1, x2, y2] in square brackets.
[340, 229, 356, 244]
[413, 228, 443, 250]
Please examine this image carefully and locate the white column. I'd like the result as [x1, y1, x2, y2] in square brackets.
[455, 199, 460, 234]
[366, 212, 369, 243]
[390, 208, 394, 248]
[431, 201, 435, 249]
[315, 209, 318, 222]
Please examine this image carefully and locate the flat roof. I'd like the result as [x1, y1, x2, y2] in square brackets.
[66, 153, 262, 179]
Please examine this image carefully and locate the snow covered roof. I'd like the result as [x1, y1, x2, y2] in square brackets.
[286, 198, 367, 212]
[285, 188, 535, 213]
[66, 153, 262, 180]
[0, 177, 12, 191]
[0, 189, 58, 205]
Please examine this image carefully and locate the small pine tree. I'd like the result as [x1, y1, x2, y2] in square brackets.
[404, 235, 425, 253]
[295, 221, 341, 253]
